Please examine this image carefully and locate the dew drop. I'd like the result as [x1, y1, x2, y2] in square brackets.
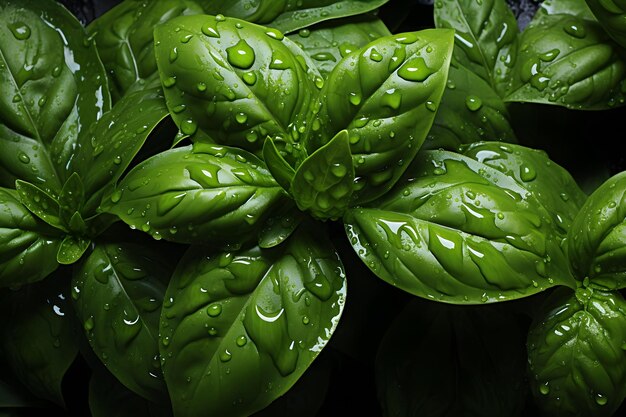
[465, 95, 483, 111]
[243, 71, 257, 85]
[226, 39, 256, 69]
[84, 317, 95, 331]
[201, 22, 220, 38]
[382, 89, 402, 110]
[207, 303, 222, 317]
[9, 22, 30, 40]
[398, 57, 431, 81]
[520, 164, 537, 182]
[162, 76, 177, 88]
[369, 48, 383, 62]
[595, 393, 608, 406]
[18, 152, 30, 164]
[539, 383, 550, 395]
[220, 349, 232, 362]
[236, 336, 247, 347]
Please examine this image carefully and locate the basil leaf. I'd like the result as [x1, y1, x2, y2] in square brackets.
[307, 29, 454, 204]
[199, 0, 391, 34]
[540, 0, 598, 20]
[15, 180, 66, 232]
[89, 369, 172, 417]
[58, 173, 85, 229]
[0, 0, 110, 194]
[527, 287, 626, 416]
[568, 171, 626, 289]
[344, 147, 575, 303]
[159, 226, 346, 417]
[87, 0, 203, 101]
[287, 15, 391, 78]
[433, 0, 519, 96]
[103, 144, 287, 247]
[376, 300, 527, 417]
[257, 206, 306, 249]
[504, 11, 626, 109]
[0, 187, 62, 288]
[262, 136, 296, 192]
[72, 242, 172, 403]
[0, 271, 79, 406]
[154, 15, 320, 157]
[71, 86, 169, 215]
[460, 141, 587, 233]
[291, 130, 355, 220]
[57, 235, 90, 265]
[585, 0, 626, 48]
[423, 62, 517, 151]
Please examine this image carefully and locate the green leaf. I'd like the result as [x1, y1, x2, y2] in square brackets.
[199, 0, 391, 34]
[262, 136, 296, 192]
[291, 130, 354, 220]
[89, 369, 172, 417]
[15, 180, 66, 232]
[585, 0, 626, 48]
[0, 270, 79, 405]
[72, 242, 172, 403]
[460, 142, 587, 233]
[344, 146, 576, 303]
[159, 225, 346, 417]
[504, 11, 626, 109]
[433, 0, 519, 96]
[287, 14, 391, 78]
[154, 14, 320, 158]
[56, 235, 90, 265]
[423, 61, 517, 151]
[307, 29, 454, 204]
[527, 287, 626, 417]
[103, 144, 287, 247]
[257, 205, 306, 249]
[71, 86, 170, 215]
[376, 300, 527, 417]
[568, 171, 626, 289]
[87, 0, 203, 101]
[0, 187, 62, 288]
[0, 0, 111, 194]
[540, 0, 598, 20]
[58, 173, 85, 229]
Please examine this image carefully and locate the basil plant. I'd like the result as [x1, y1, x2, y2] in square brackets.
[1, 0, 625, 416]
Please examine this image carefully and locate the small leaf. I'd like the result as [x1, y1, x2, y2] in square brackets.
[159, 225, 346, 417]
[292, 130, 355, 220]
[103, 144, 287, 247]
[0, 187, 62, 287]
[258, 206, 306, 249]
[527, 287, 626, 417]
[57, 235, 90, 265]
[15, 180, 66, 232]
[585, 0, 626, 49]
[263, 136, 296, 192]
[58, 172, 85, 228]
[72, 242, 172, 403]
[568, 171, 626, 289]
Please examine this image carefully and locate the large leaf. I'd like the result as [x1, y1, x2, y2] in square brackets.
[72, 242, 172, 403]
[102, 144, 287, 247]
[0, 270, 79, 405]
[87, 0, 203, 101]
[423, 61, 517, 150]
[154, 14, 320, 158]
[287, 14, 391, 78]
[568, 171, 626, 289]
[433, 0, 519, 96]
[585, 0, 626, 49]
[344, 146, 576, 304]
[376, 300, 527, 417]
[0, 187, 62, 288]
[0, 0, 110, 194]
[159, 226, 346, 417]
[307, 29, 454, 204]
[504, 9, 626, 109]
[527, 287, 626, 417]
[71, 86, 169, 214]
[199, 0, 391, 34]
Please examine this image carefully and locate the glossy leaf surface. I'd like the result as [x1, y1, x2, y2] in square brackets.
[15, 180, 65, 232]
[291, 130, 355, 220]
[71, 86, 169, 214]
[287, 15, 391, 78]
[199, 0, 391, 34]
[585, 0, 626, 48]
[154, 15, 320, 157]
[159, 226, 346, 417]
[344, 147, 576, 303]
[504, 10, 626, 109]
[377, 300, 527, 417]
[0, 271, 78, 405]
[0, 188, 62, 287]
[433, 0, 519, 96]
[307, 29, 454, 204]
[0, 0, 110, 193]
[423, 62, 517, 150]
[568, 171, 626, 289]
[87, 0, 203, 100]
[527, 287, 626, 416]
[103, 144, 286, 247]
[72, 242, 172, 402]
